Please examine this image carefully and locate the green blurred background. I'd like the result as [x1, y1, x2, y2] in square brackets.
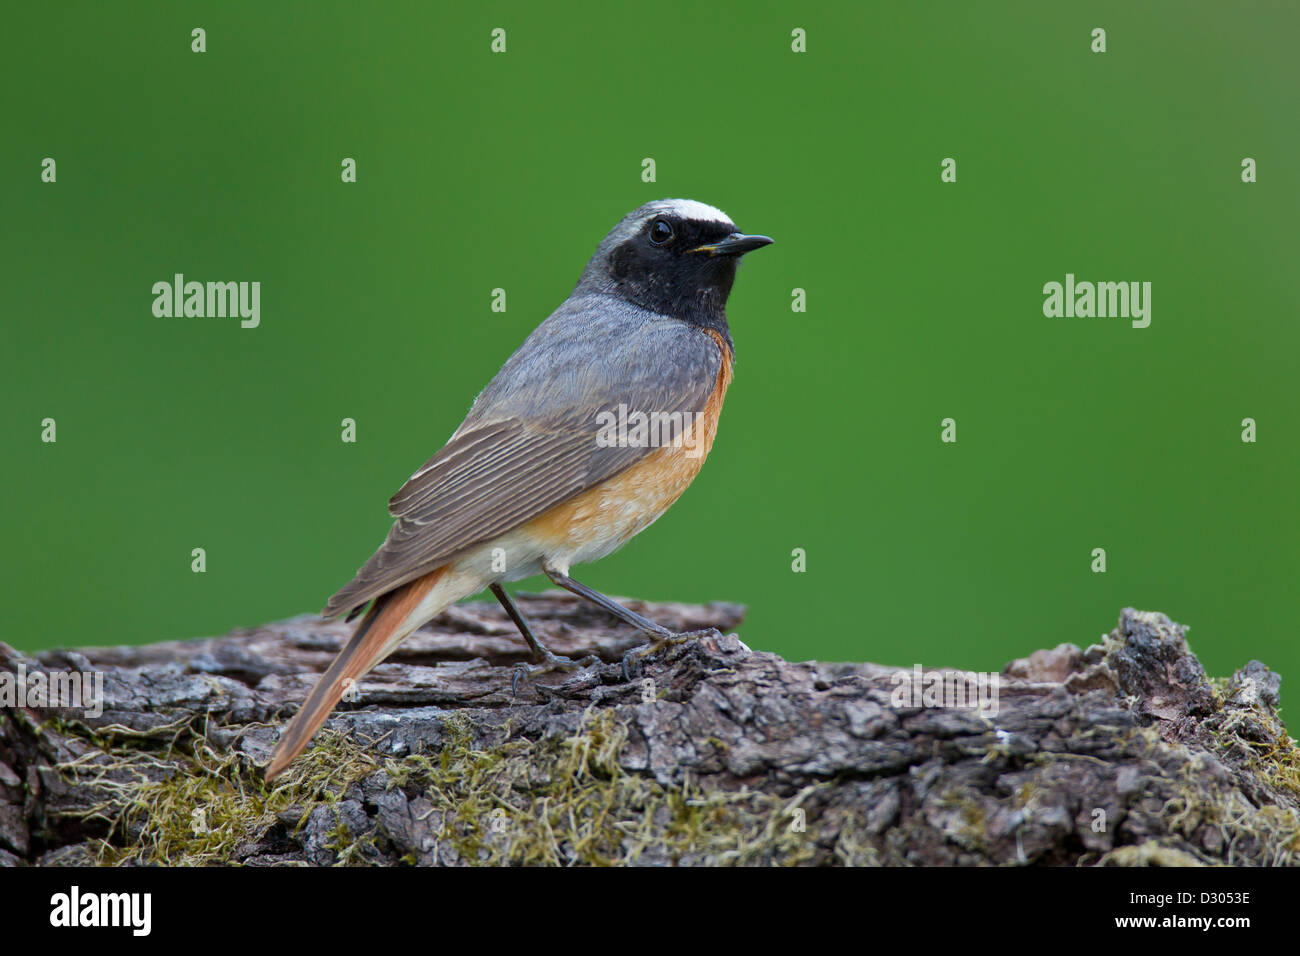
[3, 2, 1296, 719]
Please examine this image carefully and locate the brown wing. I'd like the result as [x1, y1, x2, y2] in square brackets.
[321, 415, 638, 618]
[321, 316, 724, 620]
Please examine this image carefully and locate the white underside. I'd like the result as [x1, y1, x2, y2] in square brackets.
[381, 507, 668, 656]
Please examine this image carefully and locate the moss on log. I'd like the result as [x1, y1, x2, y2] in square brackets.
[0, 598, 1296, 866]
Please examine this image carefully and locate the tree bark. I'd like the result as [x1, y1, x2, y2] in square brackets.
[1, 598, 1296, 866]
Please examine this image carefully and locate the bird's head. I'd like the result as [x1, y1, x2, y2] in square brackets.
[578, 199, 772, 329]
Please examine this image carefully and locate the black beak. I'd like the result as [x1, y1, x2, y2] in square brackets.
[690, 232, 774, 257]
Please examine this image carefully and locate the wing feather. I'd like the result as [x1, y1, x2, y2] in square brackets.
[322, 303, 724, 620]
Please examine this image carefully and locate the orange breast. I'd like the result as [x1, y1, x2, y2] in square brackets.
[524, 330, 733, 552]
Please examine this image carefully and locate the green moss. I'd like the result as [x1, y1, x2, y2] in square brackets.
[65, 725, 381, 866]
[1193, 687, 1300, 865]
[1098, 842, 1208, 867]
[42, 659, 1299, 867]
[49, 708, 817, 866]
[393, 709, 817, 866]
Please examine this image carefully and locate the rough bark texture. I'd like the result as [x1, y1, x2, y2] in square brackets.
[0, 597, 1296, 866]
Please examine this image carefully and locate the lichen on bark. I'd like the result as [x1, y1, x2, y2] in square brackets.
[1, 598, 1296, 866]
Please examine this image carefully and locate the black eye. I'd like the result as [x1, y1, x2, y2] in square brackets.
[649, 218, 674, 245]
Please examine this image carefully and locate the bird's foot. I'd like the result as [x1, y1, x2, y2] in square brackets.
[620, 627, 722, 681]
[512, 647, 602, 696]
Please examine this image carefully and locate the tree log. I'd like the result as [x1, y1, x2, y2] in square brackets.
[0, 598, 1296, 866]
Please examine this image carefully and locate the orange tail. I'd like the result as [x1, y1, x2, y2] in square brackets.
[265, 566, 446, 780]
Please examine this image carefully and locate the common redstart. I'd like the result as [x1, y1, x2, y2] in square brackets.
[265, 199, 772, 779]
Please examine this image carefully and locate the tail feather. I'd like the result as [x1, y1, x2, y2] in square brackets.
[265, 566, 447, 780]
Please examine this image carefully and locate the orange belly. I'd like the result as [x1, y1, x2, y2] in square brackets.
[523, 330, 733, 556]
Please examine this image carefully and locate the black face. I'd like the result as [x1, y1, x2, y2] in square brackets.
[606, 215, 747, 334]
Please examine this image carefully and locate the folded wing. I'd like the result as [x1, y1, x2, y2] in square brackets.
[322, 305, 723, 620]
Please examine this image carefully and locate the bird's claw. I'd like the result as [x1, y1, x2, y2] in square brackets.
[512, 648, 601, 696]
[620, 627, 722, 681]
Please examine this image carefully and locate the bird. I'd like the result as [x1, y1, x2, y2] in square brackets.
[264, 199, 772, 780]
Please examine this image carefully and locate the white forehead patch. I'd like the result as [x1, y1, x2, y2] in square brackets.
[659, 198, 733, 226]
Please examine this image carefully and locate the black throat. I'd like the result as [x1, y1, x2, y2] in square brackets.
[606, 235, 740, 351]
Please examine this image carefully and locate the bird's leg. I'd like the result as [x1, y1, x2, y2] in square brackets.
[541, 566, 722, 679]
[490, 583, 600, 694]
